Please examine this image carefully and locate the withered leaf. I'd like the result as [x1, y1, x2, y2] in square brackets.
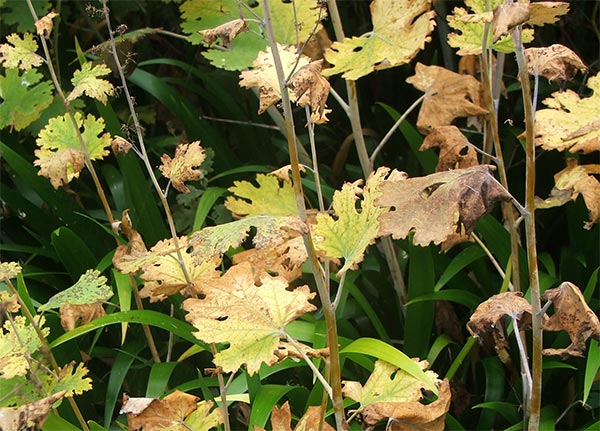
[287, 60, 331, 124]
[377, 165, 511, 247]
[111, 135, 133, 155]
[122, 390, 202, 431]
[35, 12, 59, 39]
[542, 282, 600, 359]
[159, 141, 206, 194]
[199, 18, 248, 46]
[254, 401, 335, 431]
[525, 44, 587, 82]
[492, 2, 530, 43]
[60, 303, 106, 331]
[420, 126, 479, 172]
[407, 63, 488, 134]
[0, 391, 66, 431]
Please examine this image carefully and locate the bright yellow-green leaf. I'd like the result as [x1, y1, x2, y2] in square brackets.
[184, 400, 223, 431]
[535, 72, 600, 154]
[323, 0, 435, 80]
[39, 269, 113, 311]
[0, 33, 43, 70]
[52, 362, 92, 397]
[447, 2, 534, 56]
[183, 262, 316, 375]
[225, 173, 298, 218]
[34, 112, 111, 188]
[342, 359, 440, 408]
[0, 261, 22, 280]
[0, 68, 52, 131]
[67, 63, 114, 105]
[314, 167, 389, 276]
[180, 0, 323, 71]
[0, 316, 49, 379]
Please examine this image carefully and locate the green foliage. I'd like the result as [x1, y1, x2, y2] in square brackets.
[0, 68, 52, 131]
[39, 269, 113, 311]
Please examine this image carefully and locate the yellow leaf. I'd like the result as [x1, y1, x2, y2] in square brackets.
[159, 141, 206, 194]
[67, 62, 114, 105]
[183, 262, 316, 375]
[313, 167, 389, 276]
[535, 72, 600, 154]
[0, 33, 43, 70]
[0, 261, 22, 280]
[323, 0, 435, 80]
[225, 173, 297, 218]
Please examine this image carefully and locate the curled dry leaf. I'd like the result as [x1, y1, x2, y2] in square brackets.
[35, 11, 58, 38]
[406, 63, 488, 134]
[255, 401, 335, 431]
[0, 391, 66, 431]
[534, 72, 600, 154]
[287, 60, 331, 124]
[420, 126, 479, 172]
[467, 292, 533, 365]
[59, 303, 106, 331]
[113, 209, 149, 273]
[159, 141, 206, 194]
[542, 282, 600, 359]
[492, 2, 568, 42]
[199, 18, 248, 46]
[525, 44, 587, 82]
[111, 135, 133, 155]
[377, 165, 511, 247]
[269, 164, 306, 182]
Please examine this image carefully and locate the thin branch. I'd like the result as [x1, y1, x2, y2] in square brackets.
[200, 114, 280, 130]
[329, 87, 350, 114]
[472, 233, 514, 291]
[285, 333, 333, 399]
[210, 343, 231, 431]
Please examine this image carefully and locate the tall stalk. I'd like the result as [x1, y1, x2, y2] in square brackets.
[260, 2, 346, 429]
[512, 26, 542, 431]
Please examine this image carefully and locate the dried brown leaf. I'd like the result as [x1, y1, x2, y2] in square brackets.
[199, 18, 248, 46]
[542, 282, 600, 358]
[420, 126, 479, 172]
[253, 401, 335, 431]
[122, 390, 199, 431]
[377, 165, 511, 246]
[287, 60, 331, 124]
[159, 141, 206, 194]
[0, 391, 66, 431]
[111, 135, 133, 155]
[525, 44, 587, 82]
[59, 303, 106, 331]
[528, 2, 570, 27]
[35, 12, 58, 39]
[407, 63, 488, 134]
[492, 2, 530, 42]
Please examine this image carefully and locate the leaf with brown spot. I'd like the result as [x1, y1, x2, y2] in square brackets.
[420, 126, 479, 172]
[542, 282, 600, 359]
[0, 391, 66, 431]
[254, 401, 335, 431]
[159, 141, 206, 194]
[492, 2, 530, 42]
[59, 303, 106, 331]
[406, 63, 488, 134]
[377, 165, 511, 247]
[525, 44, 587, 82]
[35, 11, 58, 39]
[111, 135, 133, 155]
[287, 60, 331, 124]
[467, 292, 532, 365]
[199, 18, 248, 46]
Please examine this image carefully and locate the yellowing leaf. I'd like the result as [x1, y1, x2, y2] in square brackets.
[0, 261, 22, 280]
[447, 1, 534, 56]
[314, 167, 389, 276]
[34, 112, 111, 188]
[323, 0, 435, 80]
[53, 361, 92, 397]
[35, 11, 58, 38]
[159, 141, 206, 194]
[183, 262, 316, 374]
[39, 269, 113, 311]
[0, 316, 48, 379]
[0, 68, 53, 131]
[66, 63, 114, 105]
[406, 63, 488, 134]
[183, 400, 224, 431]
[0, 33, 43, 70]
[535, 72, 600, 154]
[225, 173, 297, 218]
[525, 44, 587, 82]
[376, 165, 511, 247]
[0, 291, 20, 314]
[255, 401, 335, 431]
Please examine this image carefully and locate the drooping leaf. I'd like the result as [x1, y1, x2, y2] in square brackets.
[323, 0, 435, 80]
[34, 112, 111, 188]
[0, 68, 53, 131]
[0, 32, 43, 70]
[314, 167, 390, 275]
[406, 63, 488, 134]
[376, 165, 511, 247]
[39, 269, 113, 311]
[542, 282, 600, 358]
[225, 173, 297, 218]
[199, 18, 248, 46]
[491, 2, 568, 42]
[420, 126, 479, 172]
[52, 361, 92, 397]
[525, 44, 587, 82]
[0, 316, 48, 379]
[66, 62, 114, 105]
[34, 11, 58, 38]
[535, 72, 600, 154]
[0, 391, 66, 431]
[0, 261, 22, 280]
[180, 0, 324, 71]
[255, 401, 335, 431]
[159, 141, 207, 194]
[183, 262, 316, 375]
[447, 0, 534, 56]
[287, 60, 331, 124]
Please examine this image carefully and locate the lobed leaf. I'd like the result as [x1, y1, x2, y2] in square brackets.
[225, 172, 297, 218]
[39, 269, 113, 311]
[159, 141, 206, 194]
[0, 32, 43, 70]
[67, 62, 114, 105]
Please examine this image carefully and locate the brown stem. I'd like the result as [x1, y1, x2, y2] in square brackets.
[260, 2, 346, 429]
[512, 25, 542, 431]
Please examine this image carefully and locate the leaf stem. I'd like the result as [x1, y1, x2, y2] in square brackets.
[285, 333, 333, 399]
[210, 343, 231, 431]
[512, 24, 542, 431]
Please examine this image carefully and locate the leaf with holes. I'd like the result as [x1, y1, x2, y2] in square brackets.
[420, 126, 479, 172]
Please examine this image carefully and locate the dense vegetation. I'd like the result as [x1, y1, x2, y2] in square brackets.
[1, 1, 598, 430]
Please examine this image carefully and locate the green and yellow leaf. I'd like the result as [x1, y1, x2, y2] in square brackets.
[225, 172, 297, 218]
[159, 141, 206, 194]
[0, 33, 43, 70]
[66, 63, 114, 105]
[0, 316, 48, 379]
[39, 269, 113, 311]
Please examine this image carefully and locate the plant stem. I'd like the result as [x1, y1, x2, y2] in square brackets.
[210, 343, 231, 431]
[260, 2, 346, 429]
[512, 25, 542, 431]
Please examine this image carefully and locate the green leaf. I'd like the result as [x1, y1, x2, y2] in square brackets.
[583, 339, 600, 404]
[314, 168, 389, 276]
[0, 0, 51, 32]
[51, 227, 98, 281]
[39, 269, 113, 311]
[67, 63, 114, 104]
[225, 174, 297, 217]
[0, 32, 43, 70]
[184, 400, 223, 431]
[35, 112, 111, 189]
[146, 362, 178, 398]
[434, 246, 486, 291]
[406, 289, 482, 310]
[52, 361, 92, 397]
[0, 68, 52, 131]
[193, 187, 226, 231]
